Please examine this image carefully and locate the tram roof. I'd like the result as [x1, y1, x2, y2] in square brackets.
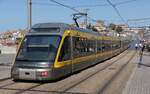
[32, 22, 70, 29]
[29, 22, 100, 36]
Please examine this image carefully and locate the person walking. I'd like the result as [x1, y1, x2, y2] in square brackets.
[139, 43, 143, 48]
[135, 43, 138, 50]
[139, 43, 145, 65]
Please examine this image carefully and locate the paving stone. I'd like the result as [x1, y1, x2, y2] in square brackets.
[123, 51, 150, 94]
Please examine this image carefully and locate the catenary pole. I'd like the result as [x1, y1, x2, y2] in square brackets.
[27, 0, 32, 30]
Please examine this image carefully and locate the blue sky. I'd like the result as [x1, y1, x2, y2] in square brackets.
[0, 0, 150, 32]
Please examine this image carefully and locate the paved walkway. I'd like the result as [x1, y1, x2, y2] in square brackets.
[0, 45, 16, 54]
[123, 51, 150, 94]
[0, 54, 15, 65]
[0, 66, 11, 80]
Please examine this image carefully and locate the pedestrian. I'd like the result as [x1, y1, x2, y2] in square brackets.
[141, 44, 145, 52]
[139, 43, 145, 65]
[135, 43, 138, 50]
[139, 43, 143, 48]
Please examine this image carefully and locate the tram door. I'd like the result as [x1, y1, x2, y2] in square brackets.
[58, 36, 72, 75]
[61, 35, 74, 73]
[70, 35, 74, 73]
[71, 34, 82, 72]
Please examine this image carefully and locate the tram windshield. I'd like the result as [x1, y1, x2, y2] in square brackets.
[16, 35, 61, 62]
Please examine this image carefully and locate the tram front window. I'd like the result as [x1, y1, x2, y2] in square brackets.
[16, 35, 61, 62]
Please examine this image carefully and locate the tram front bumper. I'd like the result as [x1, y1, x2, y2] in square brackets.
[11, 67, 52, 81]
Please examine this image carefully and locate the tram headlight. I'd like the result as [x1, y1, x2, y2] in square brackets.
[40, 71, 49, 77]
[36, 69, 50, 78]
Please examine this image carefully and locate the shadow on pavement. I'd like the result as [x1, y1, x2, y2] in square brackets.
[143, 53, 150, 56]
[138, 63, 150, 68]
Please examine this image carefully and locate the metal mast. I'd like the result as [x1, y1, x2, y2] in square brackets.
[27, 0, 32, 30]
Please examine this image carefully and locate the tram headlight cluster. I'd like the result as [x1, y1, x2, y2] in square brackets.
[40, 71, 49, 77]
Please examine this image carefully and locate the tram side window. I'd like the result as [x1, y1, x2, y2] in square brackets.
[73, 37, 96, 57]
[102, 40, 106, 51]
[112, 40, 117, 50]
[102, 40, 112, 51]
[58, 37, 71, 61]
[97, 40, 102, 53]
[88, 40, 96, 54]
[73, 37, 81, 57]
[116, 40, 121, 49]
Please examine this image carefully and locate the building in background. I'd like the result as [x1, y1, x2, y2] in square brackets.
[94, 20, 106, 32]
[0, 29, 27, 46]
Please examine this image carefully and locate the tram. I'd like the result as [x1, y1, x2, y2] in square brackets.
[11, 23, 130, 81]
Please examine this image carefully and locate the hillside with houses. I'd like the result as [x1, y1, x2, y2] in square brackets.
[0, 29, 27, 46]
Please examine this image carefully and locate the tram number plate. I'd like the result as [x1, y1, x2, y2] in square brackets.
[19, 69, 36, 80]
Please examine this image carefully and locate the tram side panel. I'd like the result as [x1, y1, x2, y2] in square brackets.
[51, 34, 73, 80]
[71, 34, 97, 72]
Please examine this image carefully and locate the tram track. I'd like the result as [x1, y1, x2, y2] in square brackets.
[0, 80, 44, 94]
[96, 51, 136, 94]
[0, 77, 11, 82]
[15, 50, 130, 94]
[0, 49, 135, 94]
[14, 83, 44, 94]
[53, 50, 131, 93]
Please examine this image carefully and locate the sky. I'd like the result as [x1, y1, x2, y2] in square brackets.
[0, 0, 150, 32]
